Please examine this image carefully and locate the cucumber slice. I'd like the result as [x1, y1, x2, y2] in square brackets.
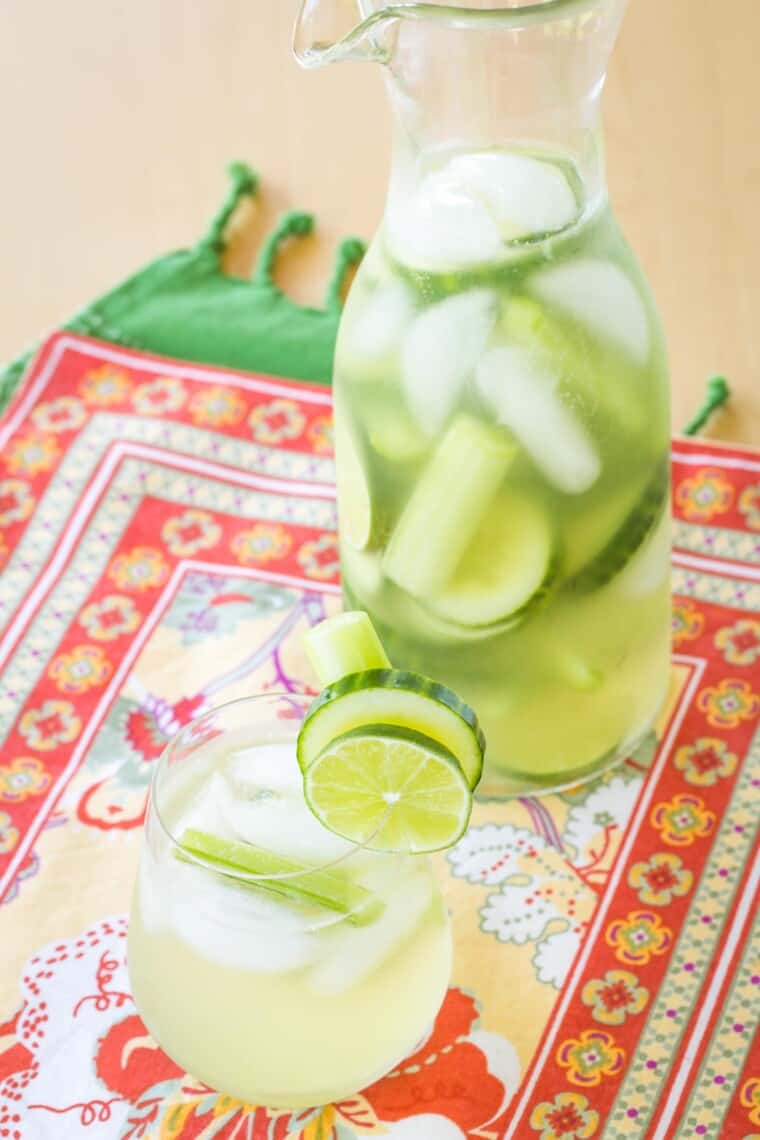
[177, 829, 383, 925]
[334, 402, 373, 552]
[426, 489, 553, 628]
[565, 457, 669, 593]
[305, 611, 391, 688]
[383, 414, 516, 599]
[297, 669, 485, 790]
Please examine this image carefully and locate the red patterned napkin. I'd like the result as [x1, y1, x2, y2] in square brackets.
[0, 333, 757, 1140]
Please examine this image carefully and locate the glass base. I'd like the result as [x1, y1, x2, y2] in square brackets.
[475, 724, 660, 801]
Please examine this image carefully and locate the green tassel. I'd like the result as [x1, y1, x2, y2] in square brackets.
[683, 375, 731, 436]
[325, 237, 366, 310]
[253, 210, 315, 286]
[200, 161, 259, 254]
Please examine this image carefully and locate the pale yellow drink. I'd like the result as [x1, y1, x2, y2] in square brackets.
[127, 695, 451, 1108]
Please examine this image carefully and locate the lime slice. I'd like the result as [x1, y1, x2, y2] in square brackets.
[305, 611, 390, 688]
[177, 829, 383, 925]
[334, 403, 373, 551]
[304, 726, 472, 854]
[297, 668, 485, 790]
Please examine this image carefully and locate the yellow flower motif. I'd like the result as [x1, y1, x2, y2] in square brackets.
[671, 600, 705, 647]
[715, 619, 760, 667]
[674, 467, 733, 522]
[741, 1076, 760, 1126]
[297, 535, 340, 580]
[307, 414, 334, 455]
[529, 1091, 599, 1139]
[19, 700, 82, 752]
[674, 736, 738, 787]
[189, 385, 247, 427]
[31, 395, 87, 433]
[248, 398, 306, 445]
[581, 969, 648, 1026]
[78, 594, 141, 641]
[738, 483, 760, 531]
[0, 757, 50, 803]
[0, 478, 35, 526]
[108, 546, 170, 592]
[605, 909, 672, 966]
[48, 645, 112, 694]
[162, 509, 222, 557]
[231, 523, 292, 565]
[132, 376, 187, 416]
[696, 678, 760, 729]
[556, 1028, 625, 1087]
[3, 433, 60, 476]
[628, 852, 693, 905]
[79, 365, 131, 406]
[651, 793, 715, 847]
[0, 811, 19, 854]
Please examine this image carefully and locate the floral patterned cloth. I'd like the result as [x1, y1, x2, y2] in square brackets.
[0, 333, 758, 1139]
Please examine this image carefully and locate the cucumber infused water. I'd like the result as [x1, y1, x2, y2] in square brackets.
[334, 149, 671, 795]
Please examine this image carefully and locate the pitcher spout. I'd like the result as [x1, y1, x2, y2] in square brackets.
[293, 1, 399, 67]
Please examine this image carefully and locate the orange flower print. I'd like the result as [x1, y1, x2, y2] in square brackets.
[189, 385, 246, 427]
[3, 433, 60, 476]
[31, 395, 87, 433]
[628, 853, 693, 905]
[740, 1075, 760, 1126]
[108, 547, 169, 593]
[0, 757, 50, 803]
[0, 534, 7, 570]
[230, 523, 292, 565]
[132, 376, 187, 416]
[529, 1091, 599, 1139]
[248, 398, 306, 445]
[671, 600, 705, 647]
[556, 1029, 625, 1087]
[605, 909, 672, 966]
[307, 414, 334, 455]
[697, 678, 760, 729]
[162, 510, 221, 557]
[19, 700, 82, 752]
[674, 467, 733, 522]
[0, 479, 35, 527]
[79, 594, 141, 641]
[48, 645, 112, 694]
[738, 483, 760, 531]
[714, 619, 760, 667]
[581, 969, 648, 1026]
[651, 793, 715, 847]
[0, 811, 19, 854]
[297, 535, 340, 580]
[79, 365, 131, 406]
[674, 736, 738, 787]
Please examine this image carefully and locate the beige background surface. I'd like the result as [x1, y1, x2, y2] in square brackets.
[0, 0, 757, 443]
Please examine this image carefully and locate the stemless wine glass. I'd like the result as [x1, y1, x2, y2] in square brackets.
[127, 693, 452, 1109]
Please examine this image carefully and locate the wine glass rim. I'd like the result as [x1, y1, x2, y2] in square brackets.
[151, 691, 393, 885]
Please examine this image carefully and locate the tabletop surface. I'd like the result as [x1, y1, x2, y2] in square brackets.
[1, 0, 758, 446]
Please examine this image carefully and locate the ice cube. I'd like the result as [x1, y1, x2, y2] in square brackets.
[402, 290, 497, 436]
[445, 151, 578, 240]
[476, 345, 601, 494]
[226, 742, 302, 797]
[217, 775, 356, 865]
[343, 279, 414, 364]
[532, 259, 650, 364]
[308, 868, 434, 995]
[172, 771, 233, 840]
[169, 860, 318, 972]
[386, 167, 504, 272]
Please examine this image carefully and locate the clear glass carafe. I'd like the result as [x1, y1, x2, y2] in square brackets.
[294, 0, 671, 796]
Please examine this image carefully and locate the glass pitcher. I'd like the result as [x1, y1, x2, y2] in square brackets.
[294, 0, 671, 797]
